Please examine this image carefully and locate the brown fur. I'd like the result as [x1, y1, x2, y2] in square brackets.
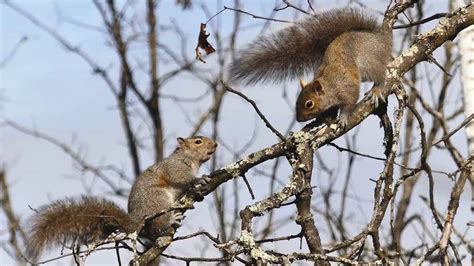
[158, 176, 169, 187]
[296, 29, 391, 122]
[26, 196, 136, 261]
[229, 8, 382, 85]
[26, 136, 217, 262]
[229, 7, 392, 123]
[128, 136, 217, 240]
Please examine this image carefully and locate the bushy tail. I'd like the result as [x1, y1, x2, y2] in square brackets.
[26, 196, 135, 262]
[229, 8, 381, 85]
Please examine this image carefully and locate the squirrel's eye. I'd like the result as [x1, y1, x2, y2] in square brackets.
[305, 100, 314, 109]
[195, 139, 203, 144]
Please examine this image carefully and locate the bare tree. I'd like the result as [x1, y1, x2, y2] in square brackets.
[1, 0, 473, 265]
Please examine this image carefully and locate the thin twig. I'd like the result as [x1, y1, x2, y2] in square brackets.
[222, 81, 286, 141]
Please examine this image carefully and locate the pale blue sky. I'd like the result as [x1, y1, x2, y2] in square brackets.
[1, 0, 471, 265]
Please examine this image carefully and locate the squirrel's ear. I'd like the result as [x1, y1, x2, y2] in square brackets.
[177, 137, 186, 145]
[314, 80, 323, 92]
[299, 79, 307, 90]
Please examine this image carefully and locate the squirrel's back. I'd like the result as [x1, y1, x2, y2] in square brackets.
[229, 8, 387, 85]
[26, 196, 135, 261]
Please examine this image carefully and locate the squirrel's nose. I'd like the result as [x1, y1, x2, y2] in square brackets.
[214, 143, 218, 148]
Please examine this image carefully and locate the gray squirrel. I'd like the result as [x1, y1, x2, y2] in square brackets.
[229, 8, 392, 125]
[26, 136, 218, 261]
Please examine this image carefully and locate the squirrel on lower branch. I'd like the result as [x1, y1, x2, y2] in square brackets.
[26, 136, 218, 262]
[229, 8, 392, 126]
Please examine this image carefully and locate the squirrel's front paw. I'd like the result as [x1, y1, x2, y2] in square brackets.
[338, 113, 349, 128]
[194, 175, 211, 188]
[369, 87, 385, 108]
[170, 212, 184, 227]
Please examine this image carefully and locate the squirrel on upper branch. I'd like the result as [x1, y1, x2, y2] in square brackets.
[26, 136, 217, 262]
[229, 8, 392, 126]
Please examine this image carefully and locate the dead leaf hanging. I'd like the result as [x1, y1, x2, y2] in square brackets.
[195, 23, 216, 63]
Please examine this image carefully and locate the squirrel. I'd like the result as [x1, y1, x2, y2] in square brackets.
[229, 7, 393, 126]
[26, 136, 218, 262]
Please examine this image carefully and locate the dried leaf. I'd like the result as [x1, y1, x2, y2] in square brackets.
[195, 23, 216, 63]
